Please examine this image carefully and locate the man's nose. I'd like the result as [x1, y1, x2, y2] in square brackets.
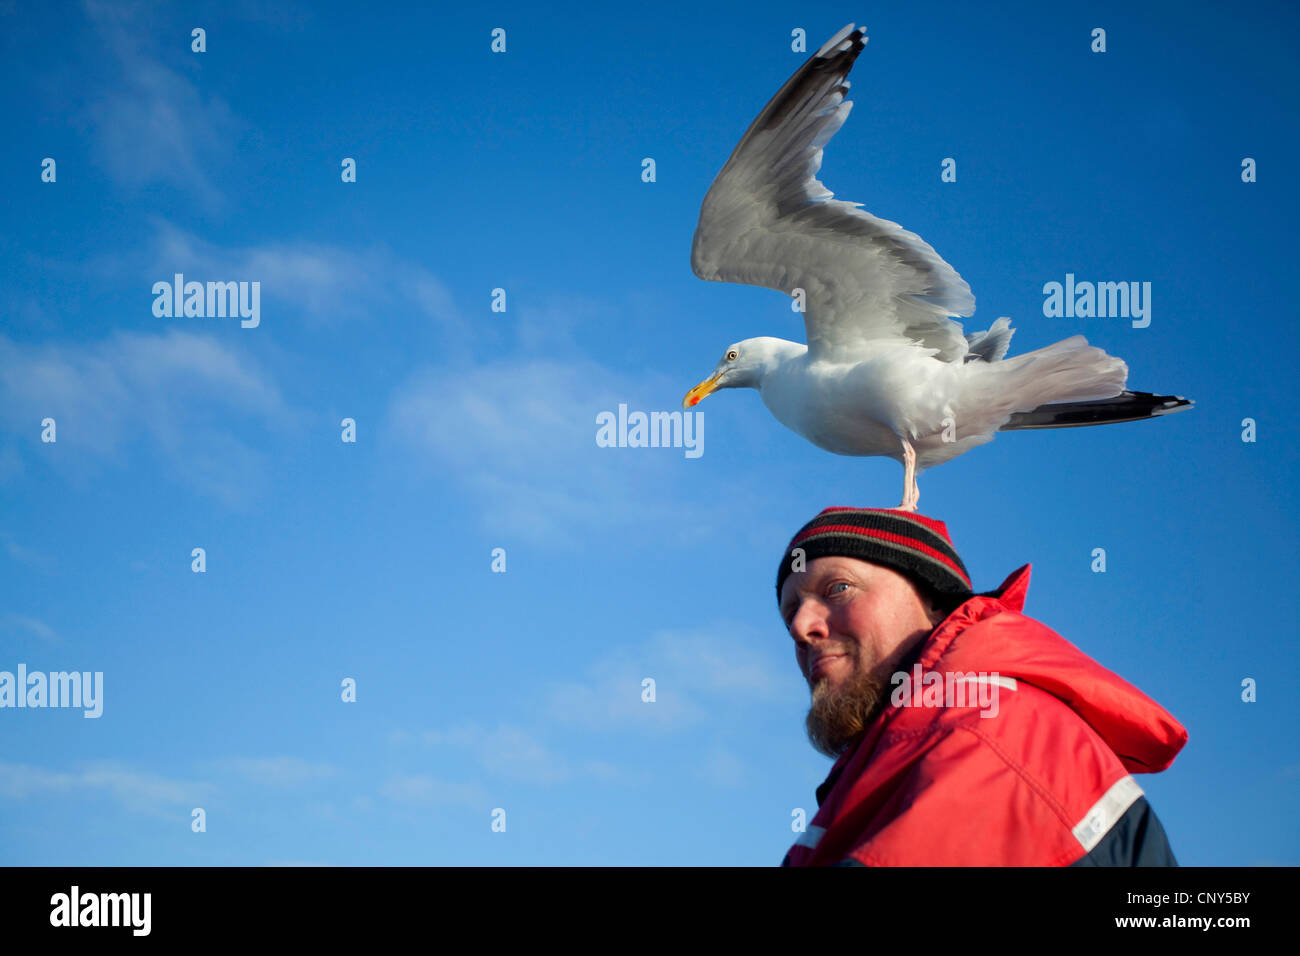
[789, 601, 829, 644]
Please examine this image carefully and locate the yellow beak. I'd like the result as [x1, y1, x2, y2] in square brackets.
[683, 372, 722, 409]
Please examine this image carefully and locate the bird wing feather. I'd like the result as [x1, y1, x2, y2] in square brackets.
[690, 24, 976, 362]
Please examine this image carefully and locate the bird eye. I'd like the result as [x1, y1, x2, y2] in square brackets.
[726, 349, 738, 361]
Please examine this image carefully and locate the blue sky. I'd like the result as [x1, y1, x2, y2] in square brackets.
[1, 0, 1296, 866]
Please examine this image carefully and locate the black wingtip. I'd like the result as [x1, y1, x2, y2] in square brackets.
[1000, 390, 1195, 431]
[813, 24, 869, 62]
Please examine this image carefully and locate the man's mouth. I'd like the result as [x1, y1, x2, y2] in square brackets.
[809, 654, 845, 680]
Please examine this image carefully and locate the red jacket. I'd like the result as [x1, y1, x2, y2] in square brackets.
[781, 563, 1188, 866]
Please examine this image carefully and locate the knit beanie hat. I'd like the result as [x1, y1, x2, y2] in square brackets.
[775, 507, 974, 607]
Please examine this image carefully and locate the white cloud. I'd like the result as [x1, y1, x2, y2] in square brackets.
[149, 221, 468, 330]
[697, 746, 747, 788]
[542, 625, 785, 733]
[0, 532, 52, 569]
[208, 756, 338, 789]
[0, 329, 294, 508]
[81, 0, 242, 204]
[384, 352, 725, 546]
[0, 760, 212, 818]
[0, 613, 59, 644]
[261, 860, 336, 867]
[577, 759, 633, 783]
[397, 722, 648, 788]
[379, 773, 488, 809]
[417, 722, 571, 786]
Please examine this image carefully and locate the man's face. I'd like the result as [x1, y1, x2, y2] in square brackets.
[779, 556, 940, 757]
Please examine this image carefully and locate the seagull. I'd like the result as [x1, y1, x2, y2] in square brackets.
[683, 23, 1192, 511]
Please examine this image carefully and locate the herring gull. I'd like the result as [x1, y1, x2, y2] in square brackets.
[683, 23, 1192, 510]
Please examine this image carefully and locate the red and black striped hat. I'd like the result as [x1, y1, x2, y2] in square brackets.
[776, 507, 973, 604]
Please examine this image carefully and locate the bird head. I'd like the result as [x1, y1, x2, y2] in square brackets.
[682, 339, 768, 408]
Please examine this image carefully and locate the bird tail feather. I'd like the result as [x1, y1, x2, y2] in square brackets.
[963, 316, 1014, 362]
[952, 335, 1129, 434]
[999, 390, 1194, 430]
[995, 334, 1128, 407]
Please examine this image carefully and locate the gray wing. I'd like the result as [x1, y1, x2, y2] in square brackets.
[691, 24, 976, 362]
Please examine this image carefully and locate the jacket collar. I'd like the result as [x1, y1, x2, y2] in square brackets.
[976, 562, 1032, 613]
[813, 563, 1033, 804]
[916, 563, 1033, 671]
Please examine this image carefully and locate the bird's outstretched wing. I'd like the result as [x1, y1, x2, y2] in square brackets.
[691, 24, 976, 362]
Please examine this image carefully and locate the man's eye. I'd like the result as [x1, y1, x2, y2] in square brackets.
[829, 582, 850, 596]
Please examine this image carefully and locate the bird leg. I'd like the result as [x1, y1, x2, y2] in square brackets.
[897, 439, 919, 512]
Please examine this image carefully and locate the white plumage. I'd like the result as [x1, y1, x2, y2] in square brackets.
[683, 23, 1188, 510]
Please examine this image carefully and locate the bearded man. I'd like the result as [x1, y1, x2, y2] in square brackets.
[775, 507, 1187, 866]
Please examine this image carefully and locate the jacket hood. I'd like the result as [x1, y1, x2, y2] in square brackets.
[914, 563, 1188, 774]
